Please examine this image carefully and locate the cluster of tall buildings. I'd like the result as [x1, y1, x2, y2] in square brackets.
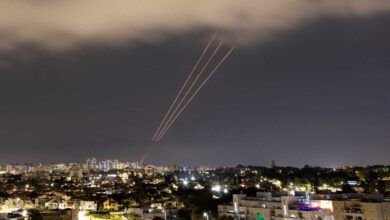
[0, 158, 208, 178]
[0, 158, 142, 175]
[84, 158, 138, 170]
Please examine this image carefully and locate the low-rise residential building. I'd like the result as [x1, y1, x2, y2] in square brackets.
[45, 199, 61, 209]
[103, 199, 119, 211]
[219, 192, 333, 220]
[79, 201, 97, 211]
[220, 192, 390, 220]
[58, 200, 76, 210]
[332, 200, 390, 220]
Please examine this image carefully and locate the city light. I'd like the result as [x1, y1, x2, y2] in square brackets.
[211, 185, 221, 192]
[203, 212, 209, 220]
[0, 157, 387, 219]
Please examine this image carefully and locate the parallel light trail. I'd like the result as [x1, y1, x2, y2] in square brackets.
[152, 31, 218, 141]
[155, 42, 238, 141]
[154, 39, 224, 141]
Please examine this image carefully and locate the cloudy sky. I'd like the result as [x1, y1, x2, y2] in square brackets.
[0, 0, 389, 167]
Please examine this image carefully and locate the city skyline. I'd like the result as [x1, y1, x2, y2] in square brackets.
[0, 1, 389, 167]
[2, 154, 389, 219]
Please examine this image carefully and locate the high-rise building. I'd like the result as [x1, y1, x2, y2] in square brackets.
[112, 160, 119, 169]
[145, 166, 155, 176]
[91, 157, 97, 169]
[86, 158, 97, 169]
[6, 164, 13, 173]
[270, 160, 275, 168]
[99, 161, 107, 170]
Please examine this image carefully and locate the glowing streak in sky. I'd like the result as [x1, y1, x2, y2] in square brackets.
[139, 153, 149, 166]
[155, 42, 238, 141]
[152, 31, 218, 141]
[154, 39, 224, 141]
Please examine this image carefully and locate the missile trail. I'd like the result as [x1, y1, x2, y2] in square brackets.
[154, 39, 224, 141]
[156, 43, 238, 141]
[139, 153, 149, 166]
[152, 31, 218, 141]
[156, 43, 237, 141]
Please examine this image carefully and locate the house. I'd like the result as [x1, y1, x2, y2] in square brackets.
[103, 199, 119, 211]
[80, 201, 97, 211]
[3, 197, 35, 211]
[59, 200, 76, 209]
[45, 199, 61, 209]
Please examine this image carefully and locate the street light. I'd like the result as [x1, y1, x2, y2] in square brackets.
[203, 212, 209, 220]
[162, 209, 167, 220]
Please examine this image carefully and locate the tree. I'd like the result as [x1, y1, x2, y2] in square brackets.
[127, 215, 136, 220]
[98, 203, 104, 211]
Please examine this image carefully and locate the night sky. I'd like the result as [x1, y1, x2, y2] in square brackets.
[1, 1, 389, 167]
